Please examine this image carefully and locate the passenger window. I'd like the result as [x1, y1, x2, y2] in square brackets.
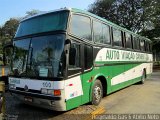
[149, 43, 152, 52]
[133, 37, 140, 50]
[70, 14, 92, 41]
[140, 40, 145, 51]
[125, 33, 132, 48]
[84, 45, 93, 69]
[113, 28, 122, 47]
[93, 20, 110, 44]
[146, 42, 149, 52]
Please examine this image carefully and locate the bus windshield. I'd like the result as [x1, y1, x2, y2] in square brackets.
[12, 34, 65, 78]
[15, 11, 69, 37]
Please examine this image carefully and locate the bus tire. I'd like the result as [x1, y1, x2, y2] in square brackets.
[140, 70, 146, 84]
[91, 79, 103, 106]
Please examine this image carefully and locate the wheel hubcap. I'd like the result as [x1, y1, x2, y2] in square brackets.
[94, 86, 101, 102]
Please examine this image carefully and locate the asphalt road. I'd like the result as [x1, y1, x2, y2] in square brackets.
[4, 70, 160, 120]
[99, 70, 160, 114]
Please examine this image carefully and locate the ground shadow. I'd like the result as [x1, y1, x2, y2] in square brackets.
[5, 93, 66, 120]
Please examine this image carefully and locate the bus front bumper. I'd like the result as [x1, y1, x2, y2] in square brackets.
[9, 89, 66, 111]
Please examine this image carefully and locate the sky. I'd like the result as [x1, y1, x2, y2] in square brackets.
[0, 0, 95, 25]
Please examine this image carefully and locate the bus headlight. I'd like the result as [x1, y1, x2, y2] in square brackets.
[41, 88, 54, 95]
[41, 88, 48, 94]
[47, 89, 54, 95]
[41, 88, 61, 96]
[9, 84, 16, 89]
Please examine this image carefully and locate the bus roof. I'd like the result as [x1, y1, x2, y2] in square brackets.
[21, 8, 151, 42]
[21, 8, 71, 22]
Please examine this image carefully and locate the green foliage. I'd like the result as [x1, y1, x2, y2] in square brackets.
[24, 9, 41, 19]
[140, 0, 160, 52]
[2, 18, 19, 37]
[89, 0, 143, 32]
[0, 18, 19, 55]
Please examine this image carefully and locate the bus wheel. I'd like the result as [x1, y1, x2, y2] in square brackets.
[91, 80, 103, 106]
[140, 70, 146, 84]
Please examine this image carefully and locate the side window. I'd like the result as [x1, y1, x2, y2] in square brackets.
[125, 33, 132, 48]
[146, 41, 149, 52]
[113, 28, 122, 47]
[70, 14, 92, 41]
[140, 40, 145, 51]
[133, 37, 140, 50]
[93, 20, 110, 44]
[69, 42, 80, 69]
[149, 43, 152, 52]
[84, 45, 93, 69]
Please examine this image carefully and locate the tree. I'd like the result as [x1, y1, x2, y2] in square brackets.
[140, 0, 160, 53]
[0, 18, 19, 57]
[88, 0, 160, 32]
[0, 26, 2, 38]
[24, 9, 41, 19]
[0, 18, 19, 46]
[2, 18, 19, 38]
[89, 0, 144, 32]
[88, 0, 114, 18]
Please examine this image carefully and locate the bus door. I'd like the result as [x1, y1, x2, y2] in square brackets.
[66, 40, 83, 110]
[81, 44, 93, 104]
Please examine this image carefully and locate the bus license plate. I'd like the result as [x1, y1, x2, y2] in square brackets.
[24, 97, 33, 102]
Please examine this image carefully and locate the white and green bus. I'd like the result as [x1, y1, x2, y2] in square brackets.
[8, 8, 153, 111]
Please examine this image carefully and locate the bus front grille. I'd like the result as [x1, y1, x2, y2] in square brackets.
[16, 87, 41, 94]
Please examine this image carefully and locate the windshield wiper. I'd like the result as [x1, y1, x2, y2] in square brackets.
[26, 47, 39, 77]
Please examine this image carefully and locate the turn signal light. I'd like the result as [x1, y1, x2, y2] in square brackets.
[54, 90, 61, 96]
